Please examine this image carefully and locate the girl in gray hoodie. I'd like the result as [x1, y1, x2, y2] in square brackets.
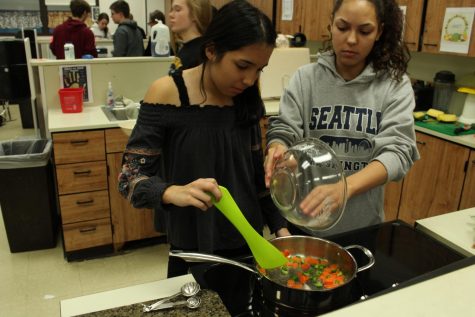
[265, 0, 420, 236]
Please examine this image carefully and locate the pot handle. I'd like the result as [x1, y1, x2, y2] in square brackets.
[344, 245, 375, 273]
[169, 251, 258, 275]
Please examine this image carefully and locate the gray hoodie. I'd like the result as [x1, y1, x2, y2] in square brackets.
[112, 19, 144, 57]
[267, 52, 419, 236]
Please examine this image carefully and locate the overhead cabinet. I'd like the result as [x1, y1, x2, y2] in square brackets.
[275, 0, 333, 41]
[421, 0, 475, 56]
[397, 0, 425, 51]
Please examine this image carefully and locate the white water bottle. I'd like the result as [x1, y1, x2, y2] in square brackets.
[106, 81, 114, 107]
[64, 42, 75, 60]
[151, 20, 170, 57]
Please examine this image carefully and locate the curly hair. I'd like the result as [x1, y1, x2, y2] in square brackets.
[323, 0, 410, 81]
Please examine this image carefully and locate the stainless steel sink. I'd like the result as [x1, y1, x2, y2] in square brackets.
[101, 105, 139, 121]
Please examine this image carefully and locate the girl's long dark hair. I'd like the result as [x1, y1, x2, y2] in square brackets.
[323, 0, 410, 81]
[200, 0, 277, 124]
[97, 13, 109, 38]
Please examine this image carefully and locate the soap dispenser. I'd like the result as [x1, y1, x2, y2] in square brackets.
[106, 82, 114, 108]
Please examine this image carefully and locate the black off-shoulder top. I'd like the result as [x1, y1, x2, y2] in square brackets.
[118, 70, 285, 252]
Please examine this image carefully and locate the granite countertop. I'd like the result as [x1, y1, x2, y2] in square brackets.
[76, 289, 230, 317]
[61, 274, 231, 317]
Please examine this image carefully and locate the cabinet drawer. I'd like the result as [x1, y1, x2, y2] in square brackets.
[105, 128, 129, 153]
[56, 161, 107, 194]
[53, 130, 105, 164]
[63, 218, 112, 252]
[60, 190, 110, 224]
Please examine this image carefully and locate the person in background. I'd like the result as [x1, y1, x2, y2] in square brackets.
[144, 10, 167, 56]
[109, 0, 144, 57]
[118, 0, 289, 278]
[50, 0, 97, 59]
[264, 0, 419, 237]
[168, 0, 213, 73]
[129, 13, 147, 39]
[90, 12, 111, 39]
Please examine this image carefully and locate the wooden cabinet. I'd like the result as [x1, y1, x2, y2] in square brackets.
[260, 116, 269, 152]
[460, 150, 475, 209]
[53, 130, 113, 253]
[105, 128, 160, 251]
[52, 128, 161, 258]
[275, 0, 304, 36]
[422, 0, 475, 56]
[397, 0, 425, 51]
[397, 132, 470, 225]
[384, 181, 404, 221]
[303, 0, 333, 42]
[275, 0, 333, 41]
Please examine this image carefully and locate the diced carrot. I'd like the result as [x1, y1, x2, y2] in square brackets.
[301, 263, 310, 271]
[299, 274, 310, 284]
[282, 249, 291, 257]
[291, 256, 302, 263]
[306, 257, 319, 265]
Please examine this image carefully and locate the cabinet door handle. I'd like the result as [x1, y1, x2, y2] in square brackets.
[76, 199, 94, 205]
[416, 141, 426, 146]
[321, 34, 329, 38]
[79, 226, 97, 233]
[70, 139, 89, 145]
[73, 169, 92, 175]
[423, 43, 438, 47]
[404, 42, 416, 45]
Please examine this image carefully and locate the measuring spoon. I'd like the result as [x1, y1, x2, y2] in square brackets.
[142, 281, 200, 312]
[151, 296, 201, 311]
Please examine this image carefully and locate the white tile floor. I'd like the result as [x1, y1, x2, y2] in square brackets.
[0, 103, 36, 142]
[0, 103, 170, 314]
[0, 210, 169, 317]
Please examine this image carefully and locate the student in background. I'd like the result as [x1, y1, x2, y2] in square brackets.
[50, 0, 97, 59]
[265, 0, 419, 237]
[129, 14, 147, 39]
[90, 12, 111, 39]
[168, 0, 213, 73]
[119, 1, 289, 278]
[144, 10, 167, 56]
[109, 0, 144, 57]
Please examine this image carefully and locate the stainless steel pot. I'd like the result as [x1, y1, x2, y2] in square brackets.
[170, 235, 374, 311]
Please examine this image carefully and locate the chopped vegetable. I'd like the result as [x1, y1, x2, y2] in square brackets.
[258, 250, 347, 290]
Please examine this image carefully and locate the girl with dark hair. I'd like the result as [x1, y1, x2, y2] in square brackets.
[90, 13, 111, 39]
[265, 0, 419, 236]
[119, 0, 288, 278]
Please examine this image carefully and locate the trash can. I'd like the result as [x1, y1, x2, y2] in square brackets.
[0, 139, 58, 252]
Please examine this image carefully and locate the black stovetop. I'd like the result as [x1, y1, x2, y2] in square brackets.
[190, 220, 469, 316]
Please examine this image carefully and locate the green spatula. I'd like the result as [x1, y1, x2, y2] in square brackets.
[212, 186, 287, 269]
